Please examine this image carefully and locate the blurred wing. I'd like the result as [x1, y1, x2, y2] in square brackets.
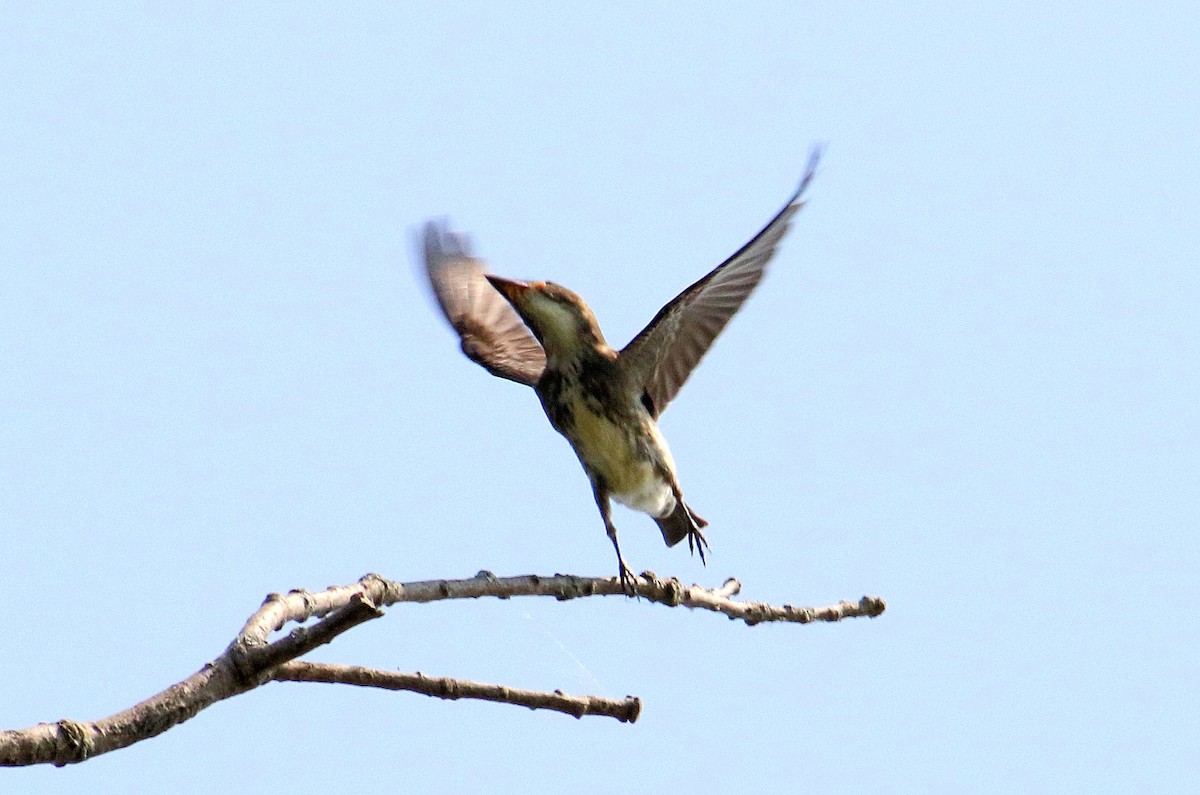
[620, 148, 822, 417]
[421, 220, 545, 386]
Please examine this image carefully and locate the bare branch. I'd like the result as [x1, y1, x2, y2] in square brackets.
[274, 662, 642, 722]
[0, 570, 885, 767]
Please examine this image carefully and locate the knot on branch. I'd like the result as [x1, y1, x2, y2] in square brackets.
[53, 719, 92, 766]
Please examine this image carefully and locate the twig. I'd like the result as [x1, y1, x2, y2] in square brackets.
[273, 661, 641, 722]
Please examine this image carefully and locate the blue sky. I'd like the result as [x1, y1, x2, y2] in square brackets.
[3, 4, 1197, 792]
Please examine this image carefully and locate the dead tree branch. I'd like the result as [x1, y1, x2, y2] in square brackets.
[0, 570, 886, 767]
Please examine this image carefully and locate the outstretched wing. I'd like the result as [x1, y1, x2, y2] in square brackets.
[421, 220, 546, 387]
[620, 148, 822, 418]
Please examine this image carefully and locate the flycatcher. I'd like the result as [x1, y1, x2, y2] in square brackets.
[421, 150, 820, 591]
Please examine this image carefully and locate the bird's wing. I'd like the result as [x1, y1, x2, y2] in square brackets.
[421, 220, 546, 387]
[620, 148, 822, 418]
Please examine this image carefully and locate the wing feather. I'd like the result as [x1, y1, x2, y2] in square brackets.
[620, 148, 822, 417]
[421, 220, 545, 386]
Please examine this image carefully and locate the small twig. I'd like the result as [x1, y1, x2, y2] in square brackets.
[273, 661, 641, 722]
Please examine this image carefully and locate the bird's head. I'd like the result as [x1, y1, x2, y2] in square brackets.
[486, 275, 608, 358]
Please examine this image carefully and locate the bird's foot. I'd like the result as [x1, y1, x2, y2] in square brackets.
[617, 559, 640, 597]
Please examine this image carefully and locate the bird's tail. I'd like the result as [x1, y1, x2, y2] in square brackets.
[655, 499, 708, 548]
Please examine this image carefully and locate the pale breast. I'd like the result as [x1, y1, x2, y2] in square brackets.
[567, 395, 676, 516]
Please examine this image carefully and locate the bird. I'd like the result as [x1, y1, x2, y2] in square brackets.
[420, 149, 821, 592]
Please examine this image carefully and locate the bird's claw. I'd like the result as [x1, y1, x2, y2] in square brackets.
[617, 560, 640, 597]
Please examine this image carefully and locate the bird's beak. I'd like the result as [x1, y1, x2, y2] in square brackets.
[486, 274, 532, 305]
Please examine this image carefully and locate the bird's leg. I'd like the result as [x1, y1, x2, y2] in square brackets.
[591, 480, 637, 596]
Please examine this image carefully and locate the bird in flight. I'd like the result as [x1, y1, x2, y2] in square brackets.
[421, 149, 821, 592]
